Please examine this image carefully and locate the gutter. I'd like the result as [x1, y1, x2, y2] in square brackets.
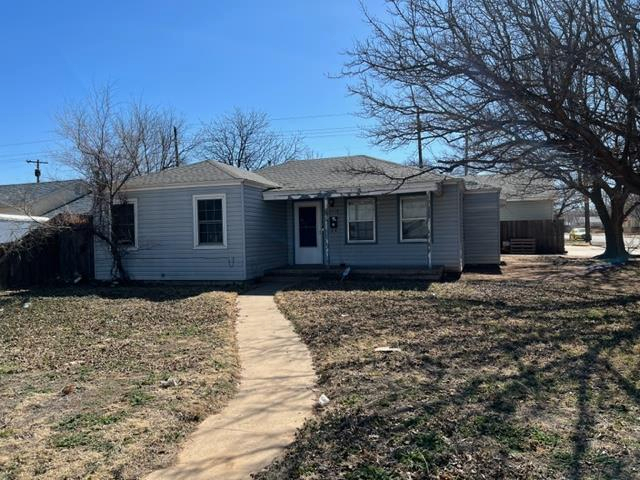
[262, 181, 442, 201]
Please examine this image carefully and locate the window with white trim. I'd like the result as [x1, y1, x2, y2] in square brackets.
[193, 194, 227, 248]
[347, 197, 375, 243]
[111, 199, 138, 248]
[400, 195, 429, 242]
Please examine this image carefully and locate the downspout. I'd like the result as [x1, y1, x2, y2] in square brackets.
[323, 195, 330, 267]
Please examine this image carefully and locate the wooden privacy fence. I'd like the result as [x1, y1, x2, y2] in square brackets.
[501, 219, 565, 254]
[0, 215, 94, 289]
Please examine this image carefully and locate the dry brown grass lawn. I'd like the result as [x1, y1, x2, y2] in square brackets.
[256, 257, 640, 480]
[0, 285, 239, 480]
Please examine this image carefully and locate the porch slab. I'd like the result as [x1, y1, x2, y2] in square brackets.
[264, 265, 445, 281]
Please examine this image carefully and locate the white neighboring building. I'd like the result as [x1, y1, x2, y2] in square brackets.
[0, 180, 92, 244]
[0, 180, 90, 217]
[0, 214, 49, 244]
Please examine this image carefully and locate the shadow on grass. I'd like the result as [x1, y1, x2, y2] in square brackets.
[0, 283, 236, 304]
[260, 270, 640, 480]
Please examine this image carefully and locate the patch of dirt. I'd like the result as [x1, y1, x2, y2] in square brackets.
[255, 257, 640, 479]
[0, 285, 239, 479]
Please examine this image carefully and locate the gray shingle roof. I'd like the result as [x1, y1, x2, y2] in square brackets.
[0, 179, 90, 215]
[0, 179, 87, 206]
[258, 156, 443, 192]
[124, 160, 280, 189]
[43, 193, 94, 217]
[461, 173, 556, 200]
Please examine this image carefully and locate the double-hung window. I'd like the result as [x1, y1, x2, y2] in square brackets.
[347, 197, 376, 243]
[111, 199, 137, 248]
[193, 194, 227, 248]
[400, 194, 429, 242]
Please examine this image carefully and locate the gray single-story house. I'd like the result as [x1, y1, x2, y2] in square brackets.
[95, 156, 501, 281]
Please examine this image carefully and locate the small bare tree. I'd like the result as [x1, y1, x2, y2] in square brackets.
[57, 86, 190, 279]
[199, 108, 306, 170]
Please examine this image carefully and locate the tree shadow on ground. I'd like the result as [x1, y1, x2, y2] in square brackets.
[0, 283, 237, 304]
[259, 263, 640, 480]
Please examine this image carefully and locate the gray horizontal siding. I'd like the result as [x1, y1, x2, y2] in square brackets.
[95, 185, 246, 281]
[463, 191, 500, 265]
[431, 184, 463, 270]
[501, 199, 554, 221]
[316, 183, 463, 270]
[243, 185, 288, 279]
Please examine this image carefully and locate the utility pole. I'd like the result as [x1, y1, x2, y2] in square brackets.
[584, 195, 592, 243]
[26, 159, 48, 183]
[463, 133, 469, 175]
[416, 110, 423, 168]
[173, 126, 180, 167]
[409, 86, 424, 169]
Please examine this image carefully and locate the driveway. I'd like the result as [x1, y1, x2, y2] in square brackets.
[586, 232, 640, 250]
[564, 232, 640, 257]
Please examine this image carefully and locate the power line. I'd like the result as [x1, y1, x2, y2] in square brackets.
[0, 138, 57, 149]
[0, 130, 365, 159]
[0, 112, 354, 148]
[0, 113, 363, 156]
[278, 132, 364, 140]
[0, 128, 362, 153]
[0, 150, 60, 159]
[274, 126, 362, 134]
[270, 113, 354, 121]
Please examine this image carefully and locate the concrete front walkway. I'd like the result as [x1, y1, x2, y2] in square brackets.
[147, 283, 316, 480]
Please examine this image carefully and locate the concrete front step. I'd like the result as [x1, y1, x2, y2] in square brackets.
[264, 266, 444, 282]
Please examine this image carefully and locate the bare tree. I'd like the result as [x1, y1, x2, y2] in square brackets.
[344, 0, 640, 258]
[199, 108, 306, 170]
[56, 86, 189, 279]
[129, 102, 198, 174]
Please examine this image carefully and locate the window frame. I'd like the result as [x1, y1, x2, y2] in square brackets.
[192, 194, 227, 249]
[399, 194, 430, 243]
[346, 197, 376, 244]
[111, 198, 138, 250]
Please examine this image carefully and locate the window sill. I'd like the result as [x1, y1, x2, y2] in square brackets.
[346, 240, 376, 244]
[193, 244, 228, 250]
[400, 239, 429, 243]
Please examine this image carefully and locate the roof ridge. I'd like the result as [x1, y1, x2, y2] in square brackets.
[206, 160, 243, 180]
[358, 155, 421, 169]
[261, 155, 414, 168]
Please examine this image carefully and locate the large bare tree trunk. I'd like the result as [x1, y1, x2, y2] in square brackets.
[591, 189, 628, 259]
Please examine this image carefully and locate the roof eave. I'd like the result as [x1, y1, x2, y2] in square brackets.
[262, 180, 442, 201]
[123, 179, 245, 192]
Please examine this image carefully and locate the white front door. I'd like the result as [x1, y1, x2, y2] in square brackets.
[294, 201, 323, 264]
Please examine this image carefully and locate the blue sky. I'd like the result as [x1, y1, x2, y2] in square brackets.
[0, 0, 416, 185]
